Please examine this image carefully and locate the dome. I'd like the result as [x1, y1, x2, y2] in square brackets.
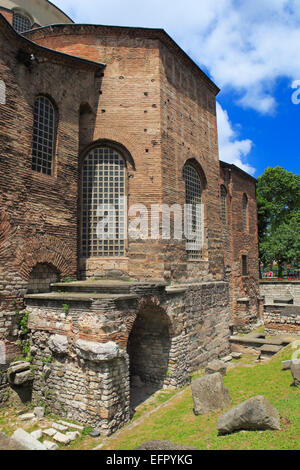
[0, 0, 73, 32]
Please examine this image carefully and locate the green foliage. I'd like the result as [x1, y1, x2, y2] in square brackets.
[15, 339, 32, 363]
[17, 311, 29, 335]
[41, 355, 53, 364]
[81, 426, 93, 437]
[257, 167, 300, 269]
[63, 276, 72, 283]
[62, 304, 70, 314]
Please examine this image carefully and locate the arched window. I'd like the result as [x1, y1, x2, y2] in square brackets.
[183, 163, 203, 260]
[243, 194, 248, 230]
[32, 96, 57, 175]
[82, 147, 126, 257]
[221, 185, 227, 225]
[12, 12, 32, 33]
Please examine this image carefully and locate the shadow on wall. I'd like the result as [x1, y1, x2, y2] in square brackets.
[26, 262, 60, 294]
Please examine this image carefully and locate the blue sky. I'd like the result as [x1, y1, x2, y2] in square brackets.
[53, 0, 300, 178]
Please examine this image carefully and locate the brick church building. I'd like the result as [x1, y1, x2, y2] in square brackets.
[0, 0, 261, 434]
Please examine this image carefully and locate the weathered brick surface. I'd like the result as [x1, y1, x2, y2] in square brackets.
[220, 163, 260, 331]
[24, 24, 224, 282]
[0, 18, 101, 339]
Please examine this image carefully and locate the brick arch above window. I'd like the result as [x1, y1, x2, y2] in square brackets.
[80, 139, 136, 171]
[182, 158, 207, 189]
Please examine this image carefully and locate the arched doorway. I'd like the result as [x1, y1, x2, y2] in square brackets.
[127, 303, 171, 410]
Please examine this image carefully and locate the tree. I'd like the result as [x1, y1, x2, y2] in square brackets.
[257, 167, 300, 273]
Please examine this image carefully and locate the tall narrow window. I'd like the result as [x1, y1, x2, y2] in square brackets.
[32, 96, 56, 175]
[82, 147, 126, 258]
[243, 194, 248, 230]
[183, 164, 203, 260]
[221, 185, 227, 225]
[13, 12, 31, 33]
[242, 255, 248, 276]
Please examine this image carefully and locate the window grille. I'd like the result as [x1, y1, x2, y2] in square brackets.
[242, 255, 248, 276]
[32, 96, 56, 175]
[221, 185, 227, 225]
[183, 164, 203, 260]
[82, 147, 126, 257]
[13, 13, 31, 33]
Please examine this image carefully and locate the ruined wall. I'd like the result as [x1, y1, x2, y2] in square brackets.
[24, 280, 230, 434]
[263, 304, 300, 336]
[220, 163, 260, 331]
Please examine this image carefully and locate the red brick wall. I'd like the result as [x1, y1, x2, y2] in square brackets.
[159, 42, 224, 282]
[0, 25, 97, 338]
[25, 25, 225, 282]
[220, 163, 260, 330]
[0, 9, 13, 25]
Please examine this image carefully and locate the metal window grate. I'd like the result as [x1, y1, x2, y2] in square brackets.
[221, 185, 227, 225]
[183, 164, 203, 260]
[243, 194, 248, 230]
[32, 96, 56, 175]
[81, 147, 126, 258]
[13, 13, 31, 33]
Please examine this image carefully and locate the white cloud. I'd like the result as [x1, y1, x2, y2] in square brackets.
[216, 103, 255, 175]
[52, 0, 300, 174]
[53, 0, 300, 115]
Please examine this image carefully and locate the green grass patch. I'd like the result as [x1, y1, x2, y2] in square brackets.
[103, 346, 300, 451]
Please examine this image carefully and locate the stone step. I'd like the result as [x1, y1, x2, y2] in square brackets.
[259, 344, 282, 356]
[50, 280, 167, 295]
[230, 336, 292, 348]
[24, 291, 139, 306]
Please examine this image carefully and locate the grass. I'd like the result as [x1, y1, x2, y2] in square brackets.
[0, 346, 299, 451]
[102, 346, 300, 451]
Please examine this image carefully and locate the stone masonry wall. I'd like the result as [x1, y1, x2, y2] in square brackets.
[260, 281, 300, 305]
[25, 281, 230, 434]
[264, 304, 300, 336]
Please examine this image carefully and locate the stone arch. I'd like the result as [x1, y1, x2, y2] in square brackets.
[127, 298, 172, 393]
[182, 158, 207, 189]
[80, 138, 136, 171]
[15, 234, 75, 281]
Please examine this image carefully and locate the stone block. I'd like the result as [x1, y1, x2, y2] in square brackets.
[217, 396, 280, 435]
[12, 429, 46, 450]
[191, 373, 232, 416]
